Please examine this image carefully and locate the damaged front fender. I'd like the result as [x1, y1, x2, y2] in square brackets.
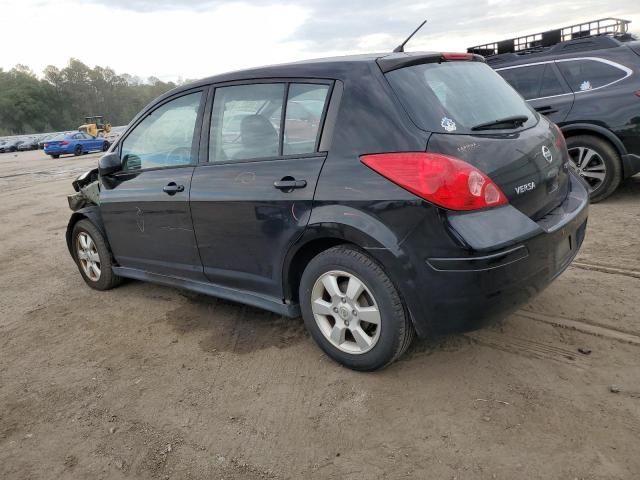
[68, 168, 100, 211]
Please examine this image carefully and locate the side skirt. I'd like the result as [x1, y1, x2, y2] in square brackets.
[112, 266, 300, 318]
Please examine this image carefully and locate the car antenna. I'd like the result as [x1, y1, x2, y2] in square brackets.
[393, 19, 427, 53]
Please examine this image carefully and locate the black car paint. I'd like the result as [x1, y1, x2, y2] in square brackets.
[490, 41, 640, 178]
[67, 53, 588, 337]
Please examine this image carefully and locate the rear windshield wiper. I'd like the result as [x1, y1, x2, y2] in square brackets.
[471, 115, 529, 131]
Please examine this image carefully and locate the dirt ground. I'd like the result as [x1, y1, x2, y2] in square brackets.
[1, 149, 639, 480]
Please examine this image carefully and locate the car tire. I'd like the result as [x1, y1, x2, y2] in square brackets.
[299, 245, 414, 371]
[102, 141, 110, 152]
[74, 145, 82, 156]
[51, 154, 60, 159]
[71, 219, 122, 291]
[566, 135, 621, 203]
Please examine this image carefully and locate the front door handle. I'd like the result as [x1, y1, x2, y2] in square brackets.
[273, 178, 307, 191]
[535, 105, 558, 114]
[163, 182, 185, 195]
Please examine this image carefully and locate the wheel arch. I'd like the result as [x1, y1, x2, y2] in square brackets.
[282, 207, 411, 306]
[66, 206, 110, 259]
[560, 123, 634, 177]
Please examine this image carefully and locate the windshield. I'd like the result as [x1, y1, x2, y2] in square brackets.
[385, 61, 536, 134]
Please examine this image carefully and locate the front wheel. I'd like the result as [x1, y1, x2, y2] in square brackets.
[566, 135, 621, 202]
[299, 245, 414, 371]
[102, 141, 110, 151]
[72, 219, 121, 290]
[74, 145, 82, 156]
[50, 154, 60, 159]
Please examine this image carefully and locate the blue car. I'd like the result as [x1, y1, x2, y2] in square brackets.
[44, 132, 109, 158]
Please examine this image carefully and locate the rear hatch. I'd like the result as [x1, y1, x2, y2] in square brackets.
[383, 57, 570, 219]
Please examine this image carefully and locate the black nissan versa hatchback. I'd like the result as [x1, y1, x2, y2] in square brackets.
[66, 51, 589, 371]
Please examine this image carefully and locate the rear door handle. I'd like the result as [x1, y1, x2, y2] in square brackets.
[535, 105, 558, 114]
[273, 179, 307, 190]
[163, 182, 185, 195]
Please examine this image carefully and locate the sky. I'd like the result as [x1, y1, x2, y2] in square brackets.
[1, 0, 639, 82]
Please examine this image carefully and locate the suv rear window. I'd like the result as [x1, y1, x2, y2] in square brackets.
[386, 61, 534, 134]
[556, 59, 628, 92]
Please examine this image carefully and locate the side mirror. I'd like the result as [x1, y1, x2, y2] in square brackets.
[98, 152, 121, 176]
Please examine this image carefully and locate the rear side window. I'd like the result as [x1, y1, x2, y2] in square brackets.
[386, 61, 534, 134]
[283, 84, 330, 155]
[499, 63, 565, 99]
[556, 59, 628, 92]
[210, 84, 285, 162]
[209, 82, 330, 162]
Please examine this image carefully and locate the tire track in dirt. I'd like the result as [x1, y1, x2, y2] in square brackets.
[466, 329, 590, 367]
[516, 310, 640, 346]
[570, 261, 640, 280]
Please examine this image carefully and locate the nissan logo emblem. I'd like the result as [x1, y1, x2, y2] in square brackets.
[542, 145, 553, 164]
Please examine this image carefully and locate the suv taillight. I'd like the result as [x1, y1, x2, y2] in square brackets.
[360, 152, 508, 211]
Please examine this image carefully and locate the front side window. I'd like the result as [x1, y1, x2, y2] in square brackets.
[499, 63, 566, 100]
[121, 92, 202, 171]
[498, 64, 547, 100]
[539, 64, 566, 98]
[556, 59, 628, 92]
[209, 84, 284, 162]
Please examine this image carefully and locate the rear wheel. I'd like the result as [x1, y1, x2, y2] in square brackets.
[72, 220, 121, 290]
[566, 135, 621, 202]
[299, 245, 414, 371]
[74, 144, 82, 156]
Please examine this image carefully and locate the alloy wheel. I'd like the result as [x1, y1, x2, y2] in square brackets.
[76, 232, 101, 282]
[567, 146, 607, 193]
[310, 270, 381, 354]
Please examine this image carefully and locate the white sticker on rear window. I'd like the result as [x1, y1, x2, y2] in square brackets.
[579, 80, 592, 91]
[441, 117, 457, 132]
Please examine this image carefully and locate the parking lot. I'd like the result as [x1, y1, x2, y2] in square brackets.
[0, 149, 639, 479]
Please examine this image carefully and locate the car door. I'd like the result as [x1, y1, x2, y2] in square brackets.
[100, 89, 207, 280]
[82, 132, 99, 151]
[190, 81, 333, 298]
[497, 62, 574, 123]
[77, 132, 90, 151]
[71, 133, 83, 151]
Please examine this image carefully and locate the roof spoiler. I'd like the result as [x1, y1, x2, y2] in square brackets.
[377, 53, 485, 73]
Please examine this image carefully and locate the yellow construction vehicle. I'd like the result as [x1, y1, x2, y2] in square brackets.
[78, 115, 112, 137]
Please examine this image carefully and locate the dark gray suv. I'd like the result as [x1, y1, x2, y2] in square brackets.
[470, 17, 640, 201]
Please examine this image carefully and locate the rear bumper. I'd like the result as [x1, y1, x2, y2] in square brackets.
[401, 173, 589, 336]
[622, 153, 640, 178]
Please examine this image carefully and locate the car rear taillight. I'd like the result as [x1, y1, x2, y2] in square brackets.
[550, 123, 567, 150]
[43, 143, 48, 148]
[61, 140, 69, 145]
[360, 152, 508, 211]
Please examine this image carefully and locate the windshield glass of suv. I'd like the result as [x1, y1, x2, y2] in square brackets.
[386, 61, 535, 134]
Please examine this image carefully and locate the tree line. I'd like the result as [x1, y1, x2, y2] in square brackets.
[0, 58, 180, 136]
